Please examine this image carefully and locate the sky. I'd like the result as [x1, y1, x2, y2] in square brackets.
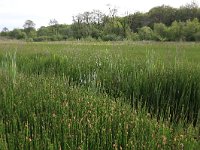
[0, 0, 199, 30]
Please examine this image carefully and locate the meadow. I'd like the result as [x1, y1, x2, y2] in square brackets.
[0, 41, 200, 149]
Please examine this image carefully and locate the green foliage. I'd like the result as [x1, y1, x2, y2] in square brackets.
[1, 2, 200, 42]
[27, 29, 37, 39]
[33, 36, 49, 42]
[148, 5, 176, 26]
[103, 20, 124, 36]
[71, 23, 91, 39]
[0, 42, 200, 149]
[102, 34, 122, 41]
[87, 26, 102, 39]
[0, 27, 9, 37]
[138, 26, 155, 40]
[23, 20, 37, 39]
[153, 23, 168, 41]
[194, 31, 200, 41]
[37, 26, 51, 36]
[9, 29, 27, 39]
[49, 35, 63, 41]
[23, 20, 35, 29]
[183, 18, 200, 41]
[126, 32, 140, 41]
[176, 2, 199, 22]
[168, 21, 185, 41]
[129, 12, 150, 32]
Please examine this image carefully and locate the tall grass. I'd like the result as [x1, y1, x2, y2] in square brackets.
[1, 52, 17, 85]
[0, 73, 200, 149]
[0, 41, 200, 149]
[11, 45, 200, 125]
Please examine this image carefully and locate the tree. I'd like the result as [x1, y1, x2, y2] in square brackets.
[73, 14, 84, 24]
[91, 10, 105, 25]
[37, 26, 51, 36]
[71, 22, 91, 39]
[116, 15, 131, 38]
[103, 19, 124, 36]
[153, 23, 168, 41]
[1, 27, 9, 36]
[9, 29, 27, 39]
[168, 21, 185, 41]
[148, 5, 177, 26]
[23, 20, 35, 29]
[138, 26, 154, 40]
[82, 12, 92, 24]
[49, 19, 58, 26]
[2, 27, 9, 32]
[129, 12, 151, 32]
[106, 4, 118, 21]
[49, 19, 59, 36]
[57, 24, 73, 39]
[23, 20, 36, 39]
[176, 2, 199, 22]
[183, 18, 200, 41]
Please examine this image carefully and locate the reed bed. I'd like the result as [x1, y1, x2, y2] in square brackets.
[0, 41, 200, 149]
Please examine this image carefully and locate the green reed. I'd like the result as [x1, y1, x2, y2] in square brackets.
[0, 41, 200, 149]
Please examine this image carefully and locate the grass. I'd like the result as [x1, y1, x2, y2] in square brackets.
[0, 41, 200, 149]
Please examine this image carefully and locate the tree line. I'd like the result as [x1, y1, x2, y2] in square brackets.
[1, 2, 200, 42]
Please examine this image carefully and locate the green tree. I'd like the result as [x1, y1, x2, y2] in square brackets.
[23, 20, 36, 39]
[129, 12, 150, 32]
[103, 19, 123, 35]
[176, 2, 199, 22]
[37, 26, 51, 36]
[71, 23, 91, 39]
[49, 19, 59, 36]
[148, 5, 177, 26]
[57, 24, 73, 40]
[118, 14, 132, 38]
[9, 29, 27, 39]
[153, 23, 168, 41]
[168, 21, 185, 41]
[23, 20, 35, 29]
[138, 26, 154, 40]
[183, 18, 200, 41]
[1, 27, 9, 36]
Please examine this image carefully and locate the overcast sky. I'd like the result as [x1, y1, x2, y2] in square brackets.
[0, 0, 199, 30]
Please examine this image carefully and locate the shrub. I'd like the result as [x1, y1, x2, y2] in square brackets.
[127, 32, 140, 41]
[25, 38, 33, 42]
[194, 32, 200, 41]
[33, 36, 49, 42]
[138, 26, 155, 40]
[153, 23, 168, 41]
[102, 34, 123, 41]
[49, 35, 63, 41]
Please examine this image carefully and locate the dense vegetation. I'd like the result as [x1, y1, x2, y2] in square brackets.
[0, 41, 200, 149]
[2, 2, 200, 42]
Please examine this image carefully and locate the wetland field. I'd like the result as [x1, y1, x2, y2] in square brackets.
[0, 41, 200, 149]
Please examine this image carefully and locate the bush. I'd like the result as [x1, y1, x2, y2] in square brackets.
[154, 34, 167, 41]
[34, 36, 49, 42]
[153, 23, 168, 41]
[9, 29, 27, 39]
[194, 32, 200, 41]
[167, 21, 185, 41]
[102, 34, 123, 41]
[80, 36, 97, 42]
[49, 35, 63, 41]
[183, 18, 200, 41]
[127, 32, 140, 41]
[25, 38, 33, 42]
[138, 26, 155, 40]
